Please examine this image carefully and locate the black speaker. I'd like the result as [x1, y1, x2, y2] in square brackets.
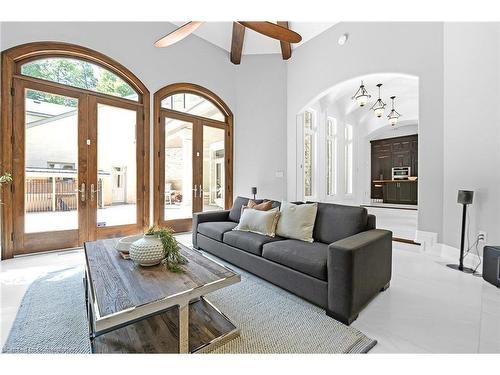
[457, 190, 474, 205]
[483, 246, 500, 288]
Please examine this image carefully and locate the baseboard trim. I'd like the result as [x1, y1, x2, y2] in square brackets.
[362, 204, 418, 211]
[393, 237, 421, 246]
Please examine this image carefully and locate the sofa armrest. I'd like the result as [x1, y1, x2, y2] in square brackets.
[367, 214, 376, 230]
[326, 229, 392, 325]
[192, 210, 231, 248]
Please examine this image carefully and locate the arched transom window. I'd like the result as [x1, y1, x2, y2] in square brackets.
[161, 92, 225, 121]
[21, 57, 139, 101]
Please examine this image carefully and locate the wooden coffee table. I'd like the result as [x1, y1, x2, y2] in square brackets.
[83, 238, 241, 353]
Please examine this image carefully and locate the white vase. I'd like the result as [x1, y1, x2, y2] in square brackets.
[129, 234, 164, 266]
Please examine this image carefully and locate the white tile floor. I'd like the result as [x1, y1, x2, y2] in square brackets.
[1, 235, 499, 353]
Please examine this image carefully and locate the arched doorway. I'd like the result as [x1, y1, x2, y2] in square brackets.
[153, 83, 233, 232]
[1, 42, 150, 258]
[295, 73, 419, 242]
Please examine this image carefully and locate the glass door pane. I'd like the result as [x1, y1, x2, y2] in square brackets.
[202, 126, 225, 212]
[164, 118, 193, 220]
[96, 103, 137, 227]
[24, 89, 79, 233]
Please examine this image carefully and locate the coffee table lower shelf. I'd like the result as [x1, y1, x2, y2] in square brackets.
[91, 297, 239, 354]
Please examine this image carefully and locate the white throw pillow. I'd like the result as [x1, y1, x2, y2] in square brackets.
[276, 201, 318, 242]
[233, 207, 280, 237]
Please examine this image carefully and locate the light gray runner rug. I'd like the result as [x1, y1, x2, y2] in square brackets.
[2, 262, 376, 354]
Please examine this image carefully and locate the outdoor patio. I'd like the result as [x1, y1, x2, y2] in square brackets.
[25, 204, 137, 233]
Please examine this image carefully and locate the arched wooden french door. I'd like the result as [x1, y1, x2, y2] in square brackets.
[153, 83, 233, 232]
[1, 42, 150, 258]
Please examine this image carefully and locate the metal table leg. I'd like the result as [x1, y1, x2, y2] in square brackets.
[178, 303, 189, 353]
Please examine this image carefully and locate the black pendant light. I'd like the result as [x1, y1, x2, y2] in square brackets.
[387, 96, 402, 126]
[351, 81, 371, 107]
[370, 83, 386, 118]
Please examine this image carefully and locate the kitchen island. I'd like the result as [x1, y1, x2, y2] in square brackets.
[372, 180, 418, 205]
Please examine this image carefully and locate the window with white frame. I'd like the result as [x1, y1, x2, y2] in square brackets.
[326, 117, 338, 196]
[303, 110, 315, 198]
[345, 124, 353, 195]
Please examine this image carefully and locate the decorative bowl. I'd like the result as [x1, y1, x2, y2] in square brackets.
[115, 234, 143, 253]
[129, 234, 165, 266]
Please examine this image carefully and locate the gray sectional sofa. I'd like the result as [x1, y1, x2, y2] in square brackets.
[193, 196, 392, 325]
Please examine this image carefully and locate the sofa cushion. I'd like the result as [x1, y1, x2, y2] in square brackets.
[229, 196, 281, 222]
[223, 230, 285, 256]
[229, 197, 256, 222]
[308, 202, 368, 244]
[262, 239, 328, 281]
[197, 221, 238, 242]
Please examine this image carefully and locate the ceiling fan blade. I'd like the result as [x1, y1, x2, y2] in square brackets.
[237, 22, 302, 43]
[154, 21, 203, 48]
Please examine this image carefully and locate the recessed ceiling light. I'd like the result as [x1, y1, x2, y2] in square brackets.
[338, 33, 348, 46]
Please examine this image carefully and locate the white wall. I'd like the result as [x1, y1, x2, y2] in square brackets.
[287, 22, 444, 239]
[0, 22, 288, 216]
[233, 54, 287, 200]
[443, 23, 500, 250]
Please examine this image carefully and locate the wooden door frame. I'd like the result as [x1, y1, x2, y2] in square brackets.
[158, 112, 197, 233]
[11, 78, 89, 255]
[88, 95, 146, 241]
[153, 83, 233, 231]
[1, 42, 150, 259]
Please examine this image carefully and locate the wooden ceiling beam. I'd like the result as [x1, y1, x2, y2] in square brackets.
[230, 22, 245, 65]
[277, 21, 292, 60]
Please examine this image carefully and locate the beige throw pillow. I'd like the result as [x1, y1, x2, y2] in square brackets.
[276, 201, 318, 242]
[233, 207, 280, 237]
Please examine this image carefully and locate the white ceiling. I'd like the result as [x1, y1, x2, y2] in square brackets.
[171, 22, 336, 55]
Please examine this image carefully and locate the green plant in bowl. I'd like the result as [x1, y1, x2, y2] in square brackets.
[145, 226, 188, 272]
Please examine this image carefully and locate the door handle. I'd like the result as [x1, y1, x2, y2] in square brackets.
[76, 183, 86, 202]
[199, 184, 203, 197]
[90, 183, 100, 202]
[193, 185, 198, 198]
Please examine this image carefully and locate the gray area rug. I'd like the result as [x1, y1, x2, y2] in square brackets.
[2, 261, 376, 354]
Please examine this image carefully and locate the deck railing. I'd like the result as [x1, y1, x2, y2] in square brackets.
[25, 178, 77, 212]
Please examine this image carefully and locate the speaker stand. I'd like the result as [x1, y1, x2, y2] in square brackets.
[446, 203, 475, 273]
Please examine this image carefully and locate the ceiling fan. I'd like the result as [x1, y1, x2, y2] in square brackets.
[154, 21, 303, 64]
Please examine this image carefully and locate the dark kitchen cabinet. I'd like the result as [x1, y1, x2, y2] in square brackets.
[393, 151, 411, 168]
[383, 182, 418, 205]
[371, 150, 392, 200]
[399, 182, 417, 204]
[385, 183, 398, 202]
[410, 138, 418, 177]
[371, 134, 418, 204]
